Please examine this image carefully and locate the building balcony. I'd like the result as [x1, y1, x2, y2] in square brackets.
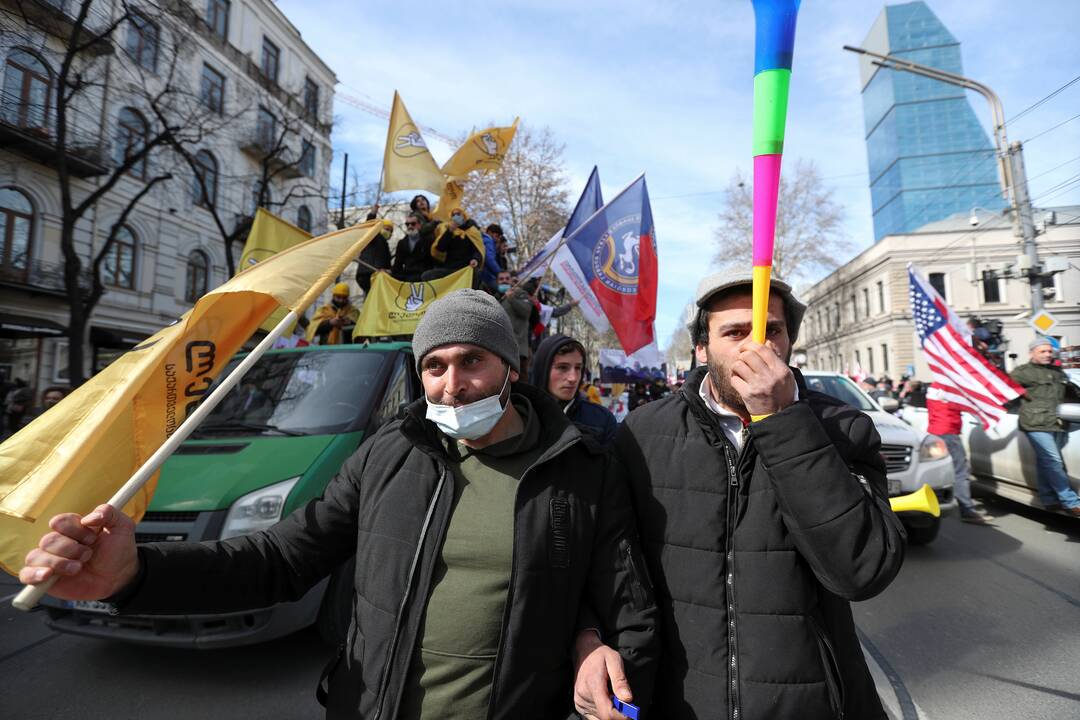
[238, 132, 303, 179]
[0, 0, 114, 56]
[0, 258, 94, 298]
[0, 97, 111, 178]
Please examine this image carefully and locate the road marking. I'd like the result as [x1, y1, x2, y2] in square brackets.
[859, 628, 926, 720]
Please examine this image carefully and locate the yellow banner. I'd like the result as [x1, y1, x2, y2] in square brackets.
[382, 90, 445, 195]
[0, 222, 382, 575]
[237, 208, 313, 334]
[441, 118, 519, 180]
[353, 267, 473, 339]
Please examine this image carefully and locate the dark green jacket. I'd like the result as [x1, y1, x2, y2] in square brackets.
[1010, 362, 1076, 431]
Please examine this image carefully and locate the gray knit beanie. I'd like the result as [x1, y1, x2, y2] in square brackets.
[412, 289, 520, 373]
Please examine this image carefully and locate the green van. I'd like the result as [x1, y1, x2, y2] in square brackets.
[43, 342, 419, 648]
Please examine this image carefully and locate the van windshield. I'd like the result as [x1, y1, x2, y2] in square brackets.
[803, 374, 877, 412]
[193, 350, 387, 437]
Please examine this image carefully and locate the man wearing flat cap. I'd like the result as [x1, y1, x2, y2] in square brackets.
[20, 289, 658, 719]
[1010, 336, 1080, 515]
[573, 273, 906, 720]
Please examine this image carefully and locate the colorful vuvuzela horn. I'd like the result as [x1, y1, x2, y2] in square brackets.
[751, 0, 801, 344]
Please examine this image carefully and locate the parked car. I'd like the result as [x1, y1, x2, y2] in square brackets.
[43, 342, 420, 648]
[801, 371, 956, 544]
[898, 369, 1080, 514]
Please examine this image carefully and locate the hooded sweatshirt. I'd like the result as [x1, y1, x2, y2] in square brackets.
[530, 334, 617, 446]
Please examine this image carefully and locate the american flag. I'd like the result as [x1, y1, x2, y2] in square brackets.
[908, 265, 1024, 428]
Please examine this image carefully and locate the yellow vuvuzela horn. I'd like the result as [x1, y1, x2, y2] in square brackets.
[889, 484, 940, 517]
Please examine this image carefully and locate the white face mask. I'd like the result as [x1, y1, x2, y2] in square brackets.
[425, 367, 512, 440]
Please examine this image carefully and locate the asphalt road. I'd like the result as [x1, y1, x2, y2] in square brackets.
[2, 495, 1077, 720]
[854, 493, 1080, 720]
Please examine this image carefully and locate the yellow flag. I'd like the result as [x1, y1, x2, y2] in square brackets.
[431, 177, 465, 222]
[237, 208, 313, 334]
[353, 268, 473, 339]
[441, 118, 519, 180]
[0, 223, 382, 575]
[237, 208, 312, 273]
[382, 91, 445, 195]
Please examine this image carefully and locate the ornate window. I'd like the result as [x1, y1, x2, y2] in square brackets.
[185, 250, 209, 302]
[0, 187, 33, 278]
[115, 107, 149, 179]
[296, 205, 312, 233]
[104, 225, 136, 289]
[192, 150, 218, 208]
[3, 49, 52, 130]
[126, 12, 159, 72]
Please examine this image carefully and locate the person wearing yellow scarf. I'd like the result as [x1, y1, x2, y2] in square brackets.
[306, 282, 359, 345]
[424, 208, 484, 282]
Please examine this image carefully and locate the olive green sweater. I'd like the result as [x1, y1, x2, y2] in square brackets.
[398, 398, 545, 720]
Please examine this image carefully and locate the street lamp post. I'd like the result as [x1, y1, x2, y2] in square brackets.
[842, 45, 1044, 315]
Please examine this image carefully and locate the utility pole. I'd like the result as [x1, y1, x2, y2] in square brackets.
[843, 46, 1044, 314]
[338, 152, 348, 230]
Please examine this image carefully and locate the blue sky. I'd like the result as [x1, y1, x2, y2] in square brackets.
[278, 0, 1080, 347]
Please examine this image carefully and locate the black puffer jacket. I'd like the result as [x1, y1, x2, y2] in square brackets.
[121, 383, 659, 719]
[617, 366, 904, 719]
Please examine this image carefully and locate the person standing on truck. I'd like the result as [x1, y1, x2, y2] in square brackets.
[1010, 336, 1080, 515]
[571, 272, 905, 720]
[20, 289, 658, 720]
[306, 283, 359, 345]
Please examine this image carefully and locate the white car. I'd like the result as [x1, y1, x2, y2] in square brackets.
[801, 371, 957, 544]
[898, 369, 1080, 513]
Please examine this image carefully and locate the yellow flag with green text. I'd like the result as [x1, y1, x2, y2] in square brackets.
[353, 267, 473, 339]
[237, 208, 312, 333]
[0, 222, 382, 575]
[382, 91, 445, 195]
[441, 118, 519, 180]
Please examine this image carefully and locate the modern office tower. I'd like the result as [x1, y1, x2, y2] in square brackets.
[859, 1, 1006, 241]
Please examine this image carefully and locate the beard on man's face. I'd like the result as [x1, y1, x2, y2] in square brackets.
[704, 345, 792, 413]
[706, 352, 747, 413]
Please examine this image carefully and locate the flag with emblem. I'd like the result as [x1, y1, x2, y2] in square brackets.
[908, 264, 1023, 428]
[0, 223, 383, 575]
[441, 118, 519, 180]
[381, 91, 445, 195]
[562, 174, 657, 354]
[236, 208, 312, 333]
[352, 267, 474, 339]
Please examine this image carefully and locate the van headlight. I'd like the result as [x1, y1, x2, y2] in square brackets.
[221, 476, 301, 539]
[919, 435, 949, 462]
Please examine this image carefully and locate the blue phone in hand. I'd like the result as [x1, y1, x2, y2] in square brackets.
[612, 696, 640, 719]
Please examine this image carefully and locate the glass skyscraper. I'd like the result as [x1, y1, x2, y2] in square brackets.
[859, 1, 1006, 241]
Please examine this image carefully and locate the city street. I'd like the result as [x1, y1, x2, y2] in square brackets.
[1, 495, 1076, 720]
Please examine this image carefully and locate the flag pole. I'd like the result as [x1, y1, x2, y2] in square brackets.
[12, 220, 382, 611]
[12, 308, 300, 611]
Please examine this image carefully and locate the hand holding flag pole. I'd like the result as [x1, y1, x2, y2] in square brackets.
[12, 223, 385, 611]
[750, 0, 800, 344]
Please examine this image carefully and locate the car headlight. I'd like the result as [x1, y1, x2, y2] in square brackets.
[221, 476, 301, 539]
[919, 434, 949, 462]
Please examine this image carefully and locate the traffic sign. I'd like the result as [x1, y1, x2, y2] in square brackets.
[1030, 310, 1058, 334]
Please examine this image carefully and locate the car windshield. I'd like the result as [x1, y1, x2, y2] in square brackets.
[803, 374, 877, 411]
[193, 350, 387, 437]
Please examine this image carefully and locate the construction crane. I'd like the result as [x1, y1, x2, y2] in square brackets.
[334, 91, 460, 148]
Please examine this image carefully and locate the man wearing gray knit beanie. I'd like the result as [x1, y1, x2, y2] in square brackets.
[25, 287, 659, 719]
